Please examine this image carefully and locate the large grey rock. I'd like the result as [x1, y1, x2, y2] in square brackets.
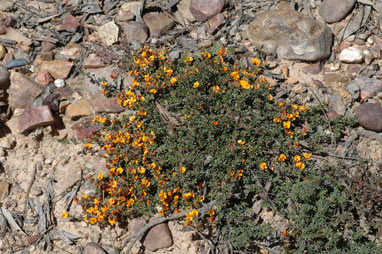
[321, 0, 356, 23]
[247, 9, 333, 61]
[356, 103, 382, 132]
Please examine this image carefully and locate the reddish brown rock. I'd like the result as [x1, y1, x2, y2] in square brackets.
[83, 54, 111, 69]
[58, 14, 81, 32]
[0, 23, 6, 35]
[34, 59, 74, 79]
[207, 13, 225, 34]
[35, 70, 54, 86]
[71, 119, 99, 139]
[36, 51, 54, 61]
[143, 221, 173, 251]
[18, 106, 55, 133]
[356, 103, 382, 132]
[302, 62, 322, 75]
[83, 243, 106, 254]
[122, 22, 148, 43]
[41, 41, 56, 52]
[143, 12, 174, 37]
[90, 92, 124, 113]
[66, 99, 93, 119]
[190, 0, 225, 21]
[8, 71, 44, 109]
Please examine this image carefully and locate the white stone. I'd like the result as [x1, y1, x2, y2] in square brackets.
[97, 21, 119, 46]
[339, 47, 363, 63]
[54, 79, 65, 88]
[367, 36, 374, 45]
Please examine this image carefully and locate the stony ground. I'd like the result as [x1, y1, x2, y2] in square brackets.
[1, 0, 382, 253]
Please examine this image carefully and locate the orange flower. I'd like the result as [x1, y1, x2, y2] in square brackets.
[278, 154, 286, 162]
[260, 162, 268, 170]
[303, 153, 312, 160]
[90, 217, 97, 224]
[180, 166, 186, 174]
[299, 105, 308, 112]
[97, 173, 103, 181]
[108, 216, 117, 225]
[294, 155, 301, 162]
[273, 117, 281, 123]
[170, 77, 177, 84]
[230, 71, 240, 80]
[283, 121, 291, 129]
[61, 211, 69, 218]
[212, 121, 219, 126]
[239, 79, 250, 90]
[251, 58, 261, 66]
[85, 144, 92, 149]
[296, 162, 305, 170]
[268, 94, 273, 101]
[193, 81, 200, 88]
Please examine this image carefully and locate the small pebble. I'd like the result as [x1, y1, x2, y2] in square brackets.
[54, 79, 65, 88]
[85, 161, 94, 169]
[5, 58, 28, 69]
[367, 36, 374, 45]
[44, 159, 52, 164]
[31, 188, 43, 197]
[81, 221, 88, 227]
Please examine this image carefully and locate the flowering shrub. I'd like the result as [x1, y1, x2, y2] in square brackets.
[80, 45, 380, 252]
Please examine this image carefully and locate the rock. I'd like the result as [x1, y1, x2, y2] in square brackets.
[331, 84, 352, 105]
[0, 44, 6, 60]
[346, 81, 360, 100]
[339, 47, 363, 63]
[34, 59, 74, 79]
[321, 0, 356, 23]
[5, 58, 28, 69]
[143, 12, 175, 37]
[116, 1, 142, 22]
[189, 0, 225, 22]
[302, 62, 322, 75]
[346, 64, 361, 78]
[83, 53, 111, 69]
[122, 22, 148, 43]
[356, 103, 382, 132]
[71, 119, 99, 139]
[0, 23, 5, 35]
[280, 65, 289, 78]
[350, 77, 382, 100]
[66, 99, 93, 119]
[35, 71, 54, 86]
[54, 164, 82, 194]
[128, 218, 173, 251]
[0, 181, 10, 201]
[41, 41, 56, 52]
[323, 73, 341, 86]
[178, 0, 196, 23]
[97, 21, 119, 46]
[370, 44, 380, 59]
[291, 83, 306, 94]
[0, 135, 15, 149]
[30, 188, 43, 197]
[83, 243, 107, 254]
[0, 27, 32, 46]
[0, 66, 10, 89]
[0, 1, 13, 12]
[4, 17, 16, 28]
[8, 71, 44, 109]
[36, 52, 53, 61]
[58, 14, 81, 32]
[207, 13, 225, 34]
[364, 49, 373, 65]
[18, 106, 55, 133]
[90, 92, 124, 113]
[247, 9, 332, 61]
[54, 79, 65, 88]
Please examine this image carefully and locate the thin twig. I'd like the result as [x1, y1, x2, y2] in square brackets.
[123, 201, 216, 253]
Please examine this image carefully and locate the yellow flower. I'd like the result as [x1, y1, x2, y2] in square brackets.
[170, 77, 177, 84]
[279, 102, 285, 107]
[292, 104, 298, 110]
[273, 117, 281, 123]
[283, 121, 291, 129]
[126, 198, 134, 207]
[190, 209, 199, 217]
[213, 85, 220, 93]
[185, 56, 193, 62]
[97, 173, 103, 181]
[180, 166, 186, 174]
[85, 144, 92, 149]
[109, 198, 116, 205]
[268, 94, 273, 101]
[61, 211, 69, 218]
[138, 167, 146, 174]
[299, 105, 308, 112]
[193, 81, 200, 88]
[90, 217, 97, 224]
[230, 71, 240, 80]
[239, 79, 250, 90]
[101, 81, 107, 86]
[278, 154, 286, 162]
[260, 162, 268, 170]
[108, 216, 117, 225]
[296, 162, 305, 170]
[237, 140, 245, 145]
[303, 153, 312, 160]
[129, 115, 136, 122]
[294, 155, 301, 162]
[149, 89, 157, 94]
[251, 58, 261, 66]
[149, 55, 155, 61]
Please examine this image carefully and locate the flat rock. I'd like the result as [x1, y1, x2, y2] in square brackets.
[18, 105, 55, 133]
[143, 221, 173, 251]
[0, 27, 32, 46]
[90, 92, 124, 113]
[350, 77, 382, 100]
[302, 62, 322, 75]
[97, 21, 119, 46]
[35, 70, 54, 86]
[323, 73, 341, 86]
[54, 164, 82, 193]
[41, 41, 56, 52]
[321, 0, 356, 23]
[58, 14, 81, 32]
[356, 103, 382, 132]
[339, 47, 363, 63]
[122, 21, 148, 43]
[178, 0, 196, 23]
[0, 66, 10, 89]
[207, 13, 225, 34]
[71, 119, 99, 139]
[34, 59, 74, 79]
[247, 9, 332, 61]
[143, 12, 175, 37]
[83, 53, 111, 69]
[116, 1, 142, 22]
[8, 71, 44, 109]
[66, 99, 93, 118]
[189, 0, 224, 21]
[0, 181, 10, 201]
[83, 243, 107, 254]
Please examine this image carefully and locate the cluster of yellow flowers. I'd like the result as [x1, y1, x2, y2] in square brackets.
[273, 103, 308, 138]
